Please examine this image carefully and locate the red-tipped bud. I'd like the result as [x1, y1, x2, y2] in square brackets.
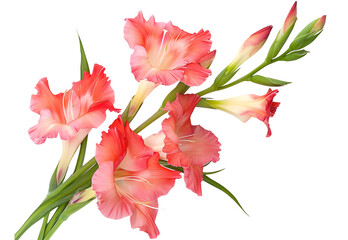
[282, 2, 297, 34]
[311, 15, 326, 34]
[229, 26, 272, 70]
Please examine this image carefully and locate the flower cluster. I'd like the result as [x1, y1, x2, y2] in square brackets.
[16, 2, 325, 240]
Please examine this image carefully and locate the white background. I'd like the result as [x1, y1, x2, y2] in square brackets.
[1, 0, 347, 239]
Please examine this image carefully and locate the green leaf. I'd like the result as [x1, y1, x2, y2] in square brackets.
[250, 75, 291, 87]
[282, 50, 309, 61]
[78, 34, 90, 79]
[203, 168, 225, 175]
[43, 199, 95, 240]
[158, 160, 248, 215]
[203, 175, 248, 215]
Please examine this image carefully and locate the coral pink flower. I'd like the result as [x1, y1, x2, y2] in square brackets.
[92, 117, 181, 239]
[29, 64, 119, 184]
[205, 89, 280, 137]
[124, 12, 213, 86]
[149, 94, 221, 196]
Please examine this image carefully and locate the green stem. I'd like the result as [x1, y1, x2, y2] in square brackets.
[37, 214, 49, 240]
[74, 135, 88, 172]
[15, 159, 97, 240]
[134, 82, 189, 134]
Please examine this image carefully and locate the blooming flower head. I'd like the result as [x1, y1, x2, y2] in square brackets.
[205, 89, 280, 137]
[92, 116, 181, 239]
[29, 64, 119, 184]
[146, 94, 221, 196]
[124, 12, 213, 86]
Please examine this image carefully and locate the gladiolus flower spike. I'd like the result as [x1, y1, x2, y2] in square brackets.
[16, 5, 326, 240]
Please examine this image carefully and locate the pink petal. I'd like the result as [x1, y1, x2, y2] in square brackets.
[180, 62, 212, 86]
[28, 109, 77, 144]
[130, 46, 184, 85]
[92, 161, 133, 219]
[118, 121, 153, 172]
[179, 125, 221, 166]
[30, 78, 65, 121]
[123, 153, 181, 201]
[184, 164, 204, 196]
[130, 200, 160, 239]
[95, 127, 127, 166]
[124, 12, 165, 49]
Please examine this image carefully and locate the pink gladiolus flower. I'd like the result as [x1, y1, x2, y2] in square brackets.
[92, 116, 181, 239]
[29, 64, 119, 184]
[156, 94, 221, 196]
[228, 26, 272, 71]
[206, 89, 280, 137]
[124, 12, 213, 86]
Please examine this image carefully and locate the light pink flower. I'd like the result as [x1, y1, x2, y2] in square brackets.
[29, 64, 119, 183]
[154, 94, 221, 196]
[206, 89, 280, 137]
[92, 116, 181, 239]
[124, 12, 213, 86]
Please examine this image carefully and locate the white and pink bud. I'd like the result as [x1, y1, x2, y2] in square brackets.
[69, 187, 96, 205]
[228, 26, 272, 71]
[205, 89, 280, 137]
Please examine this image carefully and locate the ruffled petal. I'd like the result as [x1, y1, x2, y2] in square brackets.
[30, 78, 65, 121]
[130, 200, 159, 239]
[122, 153, 181, 201]
[72, 64, 116, 115]
[184, 164, 204, 196]
[180, 62, 211, 86]
[118, 121, 153, 172]
[124, 12, 165, 49]
[92, 161, 133, 219]
[28, 109, 77, 144]
[95, 127, 127, 166]
[178, 125, 221, 166]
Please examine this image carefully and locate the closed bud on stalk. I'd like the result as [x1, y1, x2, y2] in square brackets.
[289, 15, 326, 50]
[267, 2, 297, 60]
[228, 26, 273, 72]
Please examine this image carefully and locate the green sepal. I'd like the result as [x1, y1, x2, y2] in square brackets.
[289, 18, 321, 50]
[250, 75, 291, 87]
[196, 98, 216, 109]
[48, 165, 59, 193]
[281, 50, 309, 61]
[213, 66, 239, 89]
[266, 20, 296, 61]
